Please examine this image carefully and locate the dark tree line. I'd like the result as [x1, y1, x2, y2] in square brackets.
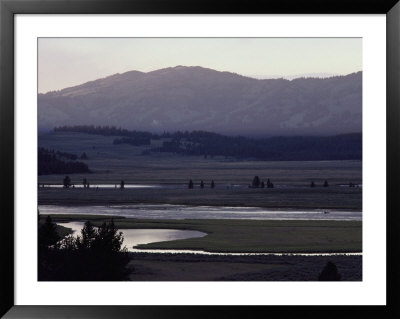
[152, 131, 362, 161]
[38, 148, 90, 175]
[153, 131, 362, 161]
[42, 148, 88, 161]
[54, 126, 361, 161]
[113, 136, 151, 146]
[54, 125, 159, 140]
[38, 215, 131, 281]
[55, 150, 78, 160]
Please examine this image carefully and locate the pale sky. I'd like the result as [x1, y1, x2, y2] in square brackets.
[38, 38, 362, 93]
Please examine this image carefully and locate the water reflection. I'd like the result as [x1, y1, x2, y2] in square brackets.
[42, 204, 362, 221]
[57, 221, 361, 256]
[57, 221, 206, 252]
[129, 248, 362, 257]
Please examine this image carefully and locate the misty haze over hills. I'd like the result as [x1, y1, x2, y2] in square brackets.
[38, 66, 362, 136]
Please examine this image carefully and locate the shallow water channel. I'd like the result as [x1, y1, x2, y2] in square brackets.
[48, 203, 362, 256]
[41, 203, 361, 221]
[57, 221, 207, 252]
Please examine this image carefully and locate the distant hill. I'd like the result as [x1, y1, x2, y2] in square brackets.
[38, 66, 362, 136]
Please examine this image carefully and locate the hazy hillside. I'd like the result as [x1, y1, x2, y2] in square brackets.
[38, 66, 362, 136]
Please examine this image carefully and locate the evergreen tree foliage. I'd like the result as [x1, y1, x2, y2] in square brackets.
[38, 147, 90, 175]
[38, 215, 60, 251]
[38, 218, 131, 281]
[78, 221, 96, 249]
[252, 176, 261, 188]
[54, 126, 362, 161]
[63, 176, 71, 188]
[318, 261, 341, 281]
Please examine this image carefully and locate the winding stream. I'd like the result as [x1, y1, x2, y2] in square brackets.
[57, 221, 361, 256]
[57, 221, 207, 253]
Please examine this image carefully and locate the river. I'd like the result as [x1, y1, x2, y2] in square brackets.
[40, 203, 361, 221]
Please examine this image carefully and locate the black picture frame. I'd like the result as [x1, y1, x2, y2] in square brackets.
[1, 0, 399, 318]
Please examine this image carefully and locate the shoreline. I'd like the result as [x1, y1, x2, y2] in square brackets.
[44, 214, 362, 254]
[129, 249, 362, 256]
[38, 201, 362, 211]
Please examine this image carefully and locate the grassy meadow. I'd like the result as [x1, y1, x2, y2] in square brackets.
[38, 131, 362, 186]
[38, 131, 362, 210]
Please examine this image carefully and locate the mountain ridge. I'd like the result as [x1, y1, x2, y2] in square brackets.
[38, 66, 362, 136]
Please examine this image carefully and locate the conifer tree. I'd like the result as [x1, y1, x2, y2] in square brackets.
[318, 261, 341, 281]
[38, 215, 60, 250]
[63, 175, 71, 188]
[252, 176, 260, 188]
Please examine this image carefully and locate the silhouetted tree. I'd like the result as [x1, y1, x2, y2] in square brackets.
[77, 221, 96, 250]
[252, 176, 261, 188]
[60, 234, 77, 251]
[310, 181, 315, 188]
[39, 219, 131, 281]
[200, 180, 204, 189]
[83, 178, 87, 188]
[318, 261, 341, 281]
[211, 180, 215, 188]
[63, 176, 71, 188]
[261, 181, 265, 188]
[188, 180, 194, 189]
[120, 180, 125, 189]
[38, 215, 60, 251]
[323, 180, 329, 187]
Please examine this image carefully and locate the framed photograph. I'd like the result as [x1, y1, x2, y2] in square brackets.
[1, 0, 399, 317]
